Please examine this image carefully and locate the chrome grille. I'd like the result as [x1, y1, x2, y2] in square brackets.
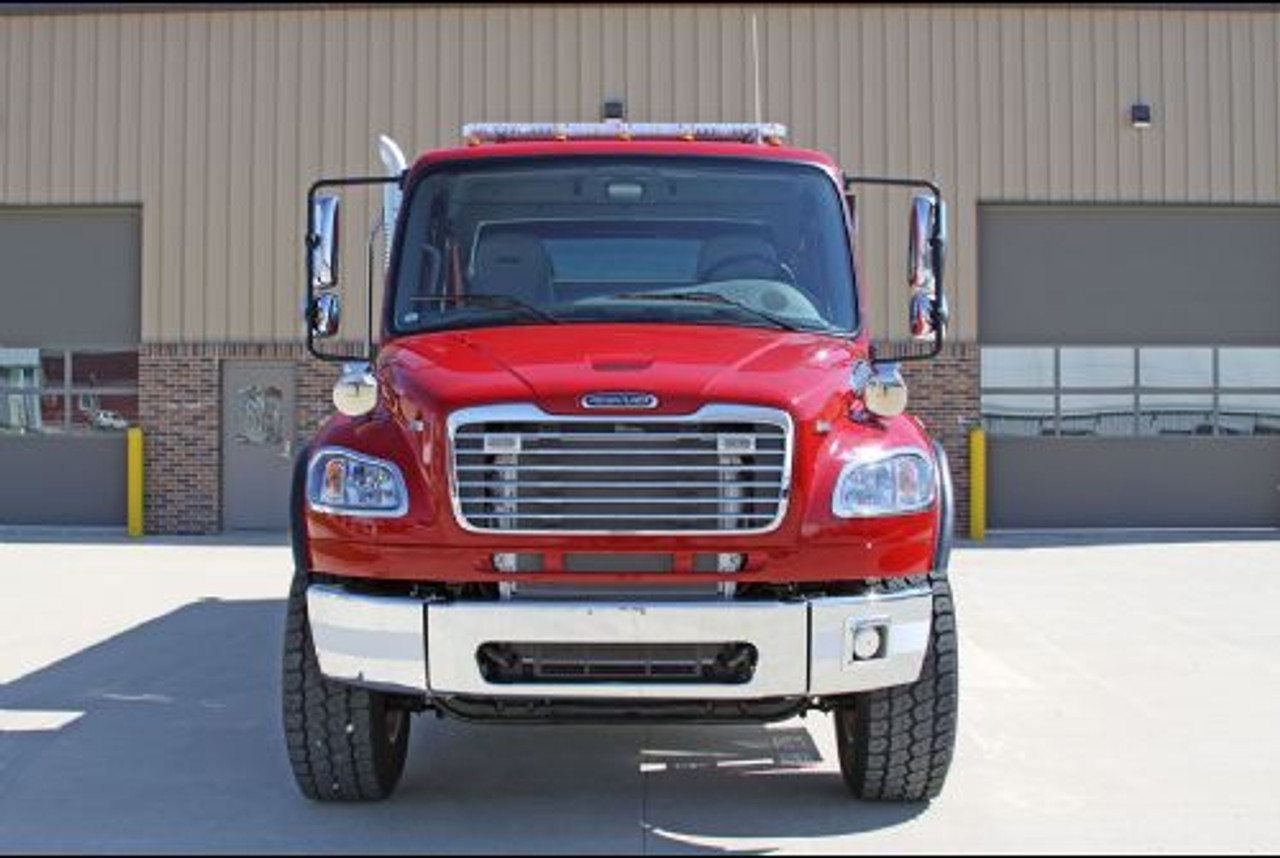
[448, 404, 791, 534]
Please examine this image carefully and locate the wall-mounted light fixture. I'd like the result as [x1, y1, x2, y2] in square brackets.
[1130, 101, 1152, 130]
[602, 98, 626, 122]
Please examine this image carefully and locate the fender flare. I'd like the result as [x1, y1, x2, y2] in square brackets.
[932, 439, 954, 573]
[289, 444, 312, 575]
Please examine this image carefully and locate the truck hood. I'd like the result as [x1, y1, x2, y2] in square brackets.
[380, 323, 867, 421]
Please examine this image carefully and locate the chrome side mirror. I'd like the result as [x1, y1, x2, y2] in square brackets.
[307, 293, 341, 339]
[907, 194, 946, 342]
[310, 194, 341, 290]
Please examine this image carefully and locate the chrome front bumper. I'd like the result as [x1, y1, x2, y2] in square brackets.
[306, 584, 933, 699]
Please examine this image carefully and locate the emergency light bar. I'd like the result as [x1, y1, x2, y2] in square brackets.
[461, 122, 788, 146]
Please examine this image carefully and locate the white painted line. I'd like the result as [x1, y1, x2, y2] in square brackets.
[98, 693, 172, 704]
[0, 709, 85, 732]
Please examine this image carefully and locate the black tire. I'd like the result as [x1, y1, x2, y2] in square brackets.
[281, 569, 411, 802]
[833, 567, 959, 802]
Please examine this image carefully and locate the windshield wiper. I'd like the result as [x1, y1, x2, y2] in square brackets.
[409, 294, 563, 325]
[604, 290, 807, 332]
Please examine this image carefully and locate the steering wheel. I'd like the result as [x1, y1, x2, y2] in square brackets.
[700, 252, 792, 284]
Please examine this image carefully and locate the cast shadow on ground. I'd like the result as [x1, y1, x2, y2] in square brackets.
[0, 599, 924, 854]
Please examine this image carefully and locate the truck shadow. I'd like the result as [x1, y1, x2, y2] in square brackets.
[0, 599, 923, 854]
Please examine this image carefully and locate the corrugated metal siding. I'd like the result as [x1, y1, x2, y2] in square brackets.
[1, 4, 1278, 343]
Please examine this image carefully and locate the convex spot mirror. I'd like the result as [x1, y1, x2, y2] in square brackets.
[906, 193, 947, 341]
[333, 362, 378, 417]
[307, 292, 341, 340]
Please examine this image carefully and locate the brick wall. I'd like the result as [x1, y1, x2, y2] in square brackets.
[140, 343, 342, 534]
[140, 346, 219, 534]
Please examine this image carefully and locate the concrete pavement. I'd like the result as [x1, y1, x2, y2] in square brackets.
[0, 533, 1277, 853]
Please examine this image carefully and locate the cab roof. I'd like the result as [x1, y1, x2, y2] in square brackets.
[409, 139, 841, 177]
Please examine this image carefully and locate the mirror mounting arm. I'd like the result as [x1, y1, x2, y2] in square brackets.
[843, 174, 947, 366]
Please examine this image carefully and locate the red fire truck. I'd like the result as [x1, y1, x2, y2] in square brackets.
[286, 121, 957, 803]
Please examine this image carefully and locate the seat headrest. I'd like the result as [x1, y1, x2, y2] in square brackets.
[471, 232, 552, 301]
[697, 235, 780, 281]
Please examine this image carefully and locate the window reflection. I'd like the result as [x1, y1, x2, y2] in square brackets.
[0, 346, 138, 434]
[40, 351, 65, 385]
[981, 394, 1055, 436]
[1060, 394, 1135, 437]
[1219, 394, 1280, 436]
[982, 345, 1280, 438]
[41, 392, 67, 428]
[1139, 394, 1214, 436]
[71, 392, 138, 432]
[0, 391, 61, 437]
[70, 351, 139, 389]
[0, 347, 42, 390]
[1219, 349, 1280, 389]
[1060, 348, 1133, 388]
[981, 348, 1054, 389]
[1139, 348, 1213, 388]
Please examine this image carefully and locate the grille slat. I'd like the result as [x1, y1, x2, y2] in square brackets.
[456, 480, 773, 489]
[462, 513, 779, 522]
[449, 405, 791, 534]
[460, 496, 783, 505]
[459, 432, 748, 442]
[454, 464, 785, 473]
[456, 448, 783, 457]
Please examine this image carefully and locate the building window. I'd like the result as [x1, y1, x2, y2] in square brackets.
[981, 346, 1280, 437]
[0, 347, 138, 435]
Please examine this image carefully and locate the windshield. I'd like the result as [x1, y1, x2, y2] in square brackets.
[388, 156, 857, 336]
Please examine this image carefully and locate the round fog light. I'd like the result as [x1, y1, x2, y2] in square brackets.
[852, 625, 884, 661]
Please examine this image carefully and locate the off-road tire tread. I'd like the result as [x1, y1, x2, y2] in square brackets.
[835, 567, 958, 802]
[281, 570, 408, 801]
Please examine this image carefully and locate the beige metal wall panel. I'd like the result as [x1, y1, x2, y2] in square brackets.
[2, 4, 1279, 344]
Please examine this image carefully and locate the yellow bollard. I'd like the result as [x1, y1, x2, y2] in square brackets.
[969, 428, 986, 541]
[127, 427, 144, 537]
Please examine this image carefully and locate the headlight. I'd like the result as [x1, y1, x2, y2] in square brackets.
[306, 447, 408, 517]
[832, 449, 936, 518]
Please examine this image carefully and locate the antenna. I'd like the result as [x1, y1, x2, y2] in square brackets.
[751, 14, 762, 142]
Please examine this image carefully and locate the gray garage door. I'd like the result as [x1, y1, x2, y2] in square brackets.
[979, 205, 1280, 529]
[0, 208, 141, 527]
